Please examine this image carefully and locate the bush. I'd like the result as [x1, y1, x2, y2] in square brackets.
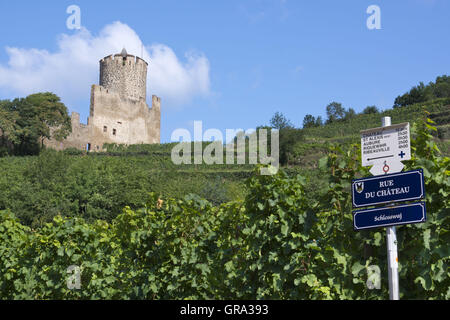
[0, 115, 447, 299]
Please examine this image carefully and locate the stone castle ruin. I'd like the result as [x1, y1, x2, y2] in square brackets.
[45, 48, 161, 151]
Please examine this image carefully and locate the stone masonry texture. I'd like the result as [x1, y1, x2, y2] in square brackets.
[44, 50, 161, 151]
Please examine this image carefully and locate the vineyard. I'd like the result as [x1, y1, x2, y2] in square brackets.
[0, 116, 448, 299]
[1, 99, 448, 229]
[293, 98, 450, 166]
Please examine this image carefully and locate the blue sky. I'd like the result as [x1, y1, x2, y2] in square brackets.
[0, 0, 449, 142]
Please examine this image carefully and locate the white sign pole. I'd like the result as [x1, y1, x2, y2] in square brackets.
[381, 116, 400, 300]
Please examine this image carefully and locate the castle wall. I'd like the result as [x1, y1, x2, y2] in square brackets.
[44, 51, 160, 152]
[100, 54, 147, 101]
[87, 85, 158, 149]
[43, 112, 89, 151]
[147, 95, 161, 144]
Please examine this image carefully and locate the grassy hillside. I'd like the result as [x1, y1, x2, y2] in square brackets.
[291, 98, 450, 167]
[0, 150, 253, 227]
[1, 114, 448, 300]
[0, 99, 448, 227]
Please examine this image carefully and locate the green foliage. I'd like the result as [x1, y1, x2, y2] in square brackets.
[0, 92, 71, 156]
[363, 106, 379, 114]
[315, 116, 323, 127]
[0, 100, 20, 146]
[291, 98, 449, 169]
[344, 108, 357, 120]
[263, 114, 305, 165]
[241, 169, 323, 299]
[302, 98, 450, 141]
[309, 115, 450, 300]
[394, 75, 450, 108]
[279, 128, 304, 166]
[326, 101, 345, 124]
[0, 147, 251, 228]
[0, 116, 447, 299]
[303, 114, 323, 129]
[397, 114, 450, 299]
[270, 112, 294, 130]
[303, 114, 316, 128]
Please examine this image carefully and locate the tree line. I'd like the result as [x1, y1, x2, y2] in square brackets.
[298, 74, 450, 129]
[262, 75, 448, 165]
[394, 75, 450, 108]
[1, 74, 447, 162]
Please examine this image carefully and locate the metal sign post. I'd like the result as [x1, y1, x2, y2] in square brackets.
[381, 117, 400, 300]
[386, 225, 399, 300]
[355, 116, 427, 300]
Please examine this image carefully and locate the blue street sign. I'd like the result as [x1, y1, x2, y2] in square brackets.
[352, 169, 425, 208]
[353, 202, 426, 231]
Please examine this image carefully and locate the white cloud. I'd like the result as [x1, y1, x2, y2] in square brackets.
[148, 44, 210, 105]
[0, 21, 211, 109]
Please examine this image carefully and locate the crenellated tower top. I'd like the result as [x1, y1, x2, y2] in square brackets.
[99, 48, 148, 101]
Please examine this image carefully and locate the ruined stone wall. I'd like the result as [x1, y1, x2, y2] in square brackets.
[147, 95, 161, 144]
[87, 85, 160, 150]
[44, 90, 161, 152]
[43, 112, 89, 151]
[43, 51, 160, 151]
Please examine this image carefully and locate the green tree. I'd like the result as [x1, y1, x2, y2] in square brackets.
[362, 105, 379, 114]
[302, 114, 316, 128]
[270, 112, 294, 130]
[394, 75, 450, 107]
[279, 128, 303, 166]
[268, 112, 302, 165]
[315, 116, 323, 127]
[326, 102, 345, 123]
[432, 75, 450, 98]
[0, 100, 20, 155]
[12, 92, 71, 155]
[0, 115, 447, 300]
[344, 108, 356, 120]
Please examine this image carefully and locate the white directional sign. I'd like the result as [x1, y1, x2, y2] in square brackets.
[361, 122, 411, 169]
[356, 118, 418, 301]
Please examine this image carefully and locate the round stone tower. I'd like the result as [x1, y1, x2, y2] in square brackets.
[99, 48, 148, 101]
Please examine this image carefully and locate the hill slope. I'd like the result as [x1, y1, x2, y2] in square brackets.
[291, 98, 450, 167]
[0, 99, 448, 227]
